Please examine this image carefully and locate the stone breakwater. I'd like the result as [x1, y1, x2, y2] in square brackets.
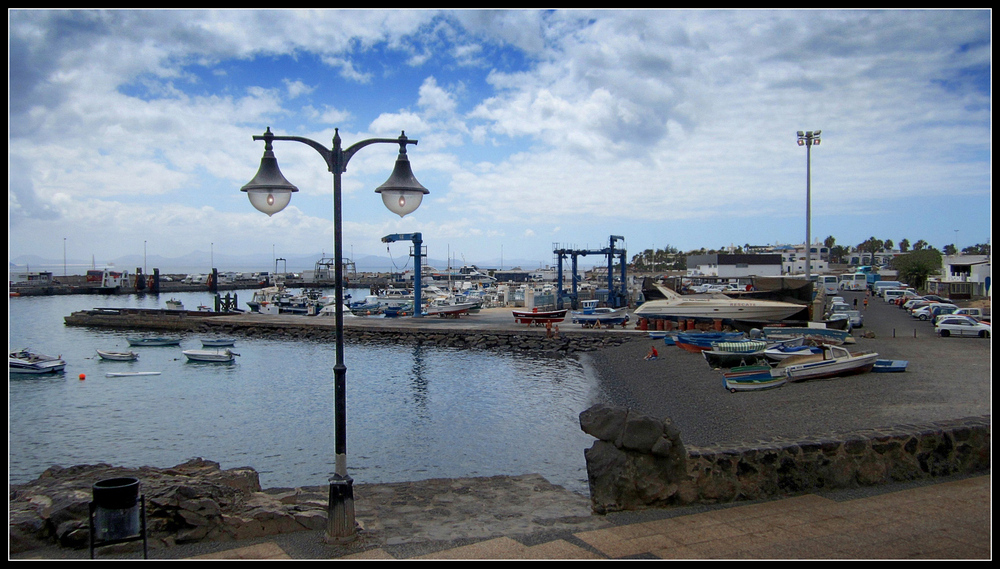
[579, 404, 991, 514]
[63, 308, 634, 354]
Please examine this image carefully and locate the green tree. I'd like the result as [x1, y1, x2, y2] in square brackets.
[943, 244, 957, 256]
[899, 238, 910, 252]
[962, 243, 991, 255]
[891, 248, 942, 289]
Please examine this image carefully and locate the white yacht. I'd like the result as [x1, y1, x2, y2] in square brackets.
[634, 284, 804, 322]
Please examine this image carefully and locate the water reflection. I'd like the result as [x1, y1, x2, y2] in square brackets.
[9, 290, 598, 495]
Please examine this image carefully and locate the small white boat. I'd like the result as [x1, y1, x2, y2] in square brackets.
[571, 300, 630, 327]
[106, 371, 161, 377]
[182, 348, 239, 363]
[96, 349, 139, 361]
[423, 301, 479, 317]
[781, 345, 879, 382]
[201, 338, 236, 347]
[165, 298, 185, 310]
[10, 349, 67, 374]
[723, 373, 787, 393]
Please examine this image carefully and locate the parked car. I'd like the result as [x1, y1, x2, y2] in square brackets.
[920, 295, 952, 303]
[902, 298, 929, 310]
[906, 300, 940, 315]
[934, 307, 990, 326]
[883, 289, 911, 304]
[913, 303, 957, 321]
[829, 302, 852, 314]
[842, 309, 863, 328]
[935, 316, 991, 338]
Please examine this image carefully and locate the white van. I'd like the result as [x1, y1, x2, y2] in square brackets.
[883, 289, 909, 303]
[872, 281, 903, 297]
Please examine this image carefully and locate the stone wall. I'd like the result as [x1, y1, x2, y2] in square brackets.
[579, 404, 991, 514]
[64, 309, 634, 354]
[223, 325, 632, 354]
[9, 459, 329, 554]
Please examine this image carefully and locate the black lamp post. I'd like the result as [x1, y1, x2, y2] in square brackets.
[796, 130, 821, 282]
[241, 127, 429, 542]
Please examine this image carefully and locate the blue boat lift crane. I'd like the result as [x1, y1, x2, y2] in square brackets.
[554, 235, 628, 310]
[381, 232, 425, 317]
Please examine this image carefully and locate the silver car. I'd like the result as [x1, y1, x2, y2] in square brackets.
[934, 316, 991, 338]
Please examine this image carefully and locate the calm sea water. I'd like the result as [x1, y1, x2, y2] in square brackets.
[8, 289, 598, 494]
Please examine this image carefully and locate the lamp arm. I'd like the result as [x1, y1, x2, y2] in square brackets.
[253, 130, 418, 174]
[341, 132, 418, 173]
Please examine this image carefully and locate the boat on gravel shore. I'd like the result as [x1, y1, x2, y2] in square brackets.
[780, 345, 879, 382]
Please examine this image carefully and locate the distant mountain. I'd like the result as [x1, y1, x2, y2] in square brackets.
[9, 252, 558, 276]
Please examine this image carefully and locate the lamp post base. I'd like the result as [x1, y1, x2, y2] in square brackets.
[324, 474, 356, 543]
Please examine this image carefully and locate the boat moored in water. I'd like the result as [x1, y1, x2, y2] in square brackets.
[201, 338, 236, 347]
[182, 349, 239, 363]
[96, 349, 139, 361]
[10, 349, 67, 374]
[127, 337, 182, 347]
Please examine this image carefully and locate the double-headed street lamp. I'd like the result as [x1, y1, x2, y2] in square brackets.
[241, 127, 429, 542]
[796, 130, 821, 283]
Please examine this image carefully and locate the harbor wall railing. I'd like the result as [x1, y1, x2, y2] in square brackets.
[579, 404, 990, 514]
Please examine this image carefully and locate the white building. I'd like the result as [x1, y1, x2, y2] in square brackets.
[926, 255, 991, 299]
[685, 254, 784, 278]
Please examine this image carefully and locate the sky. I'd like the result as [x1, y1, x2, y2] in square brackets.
[8, 9, 993, 272]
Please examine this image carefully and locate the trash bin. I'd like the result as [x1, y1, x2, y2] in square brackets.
[92, 477, 141, 541]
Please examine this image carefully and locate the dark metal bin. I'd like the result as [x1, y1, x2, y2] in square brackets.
[89, 477, 147, 558]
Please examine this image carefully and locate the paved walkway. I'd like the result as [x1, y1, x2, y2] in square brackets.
[185, 474, 990, 560]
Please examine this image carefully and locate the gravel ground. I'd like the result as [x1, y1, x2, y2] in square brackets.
[582, 290, 991, 447]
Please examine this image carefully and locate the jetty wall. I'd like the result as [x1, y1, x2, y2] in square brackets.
[579, 405, 990, 514]
[63, 309, 633, 354]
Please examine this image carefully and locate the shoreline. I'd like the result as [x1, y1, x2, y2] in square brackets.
[582, 290, 990, 449]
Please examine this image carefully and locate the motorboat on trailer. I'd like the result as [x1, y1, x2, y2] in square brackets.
[182, 349, 239, 363]
[96, 349, 139, 361]
[423, 299, 479, 317]
[10, 349, 67, 374]
[512, 308, 568, 325]
[571, 300, 629, 327]
[634, 284, 805, 323]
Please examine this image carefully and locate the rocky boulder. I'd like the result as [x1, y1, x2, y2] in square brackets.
[9, 458, 327, 554]
[579, 405, 690, 514]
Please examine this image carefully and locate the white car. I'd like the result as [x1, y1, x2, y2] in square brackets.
[935, 315, 991, 338]
[912, 303, 957, 321]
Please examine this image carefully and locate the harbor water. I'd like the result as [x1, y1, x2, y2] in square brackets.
[9, 290, 598, 495]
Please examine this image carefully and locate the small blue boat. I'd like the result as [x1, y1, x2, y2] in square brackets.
[872, 359, 909, 373]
